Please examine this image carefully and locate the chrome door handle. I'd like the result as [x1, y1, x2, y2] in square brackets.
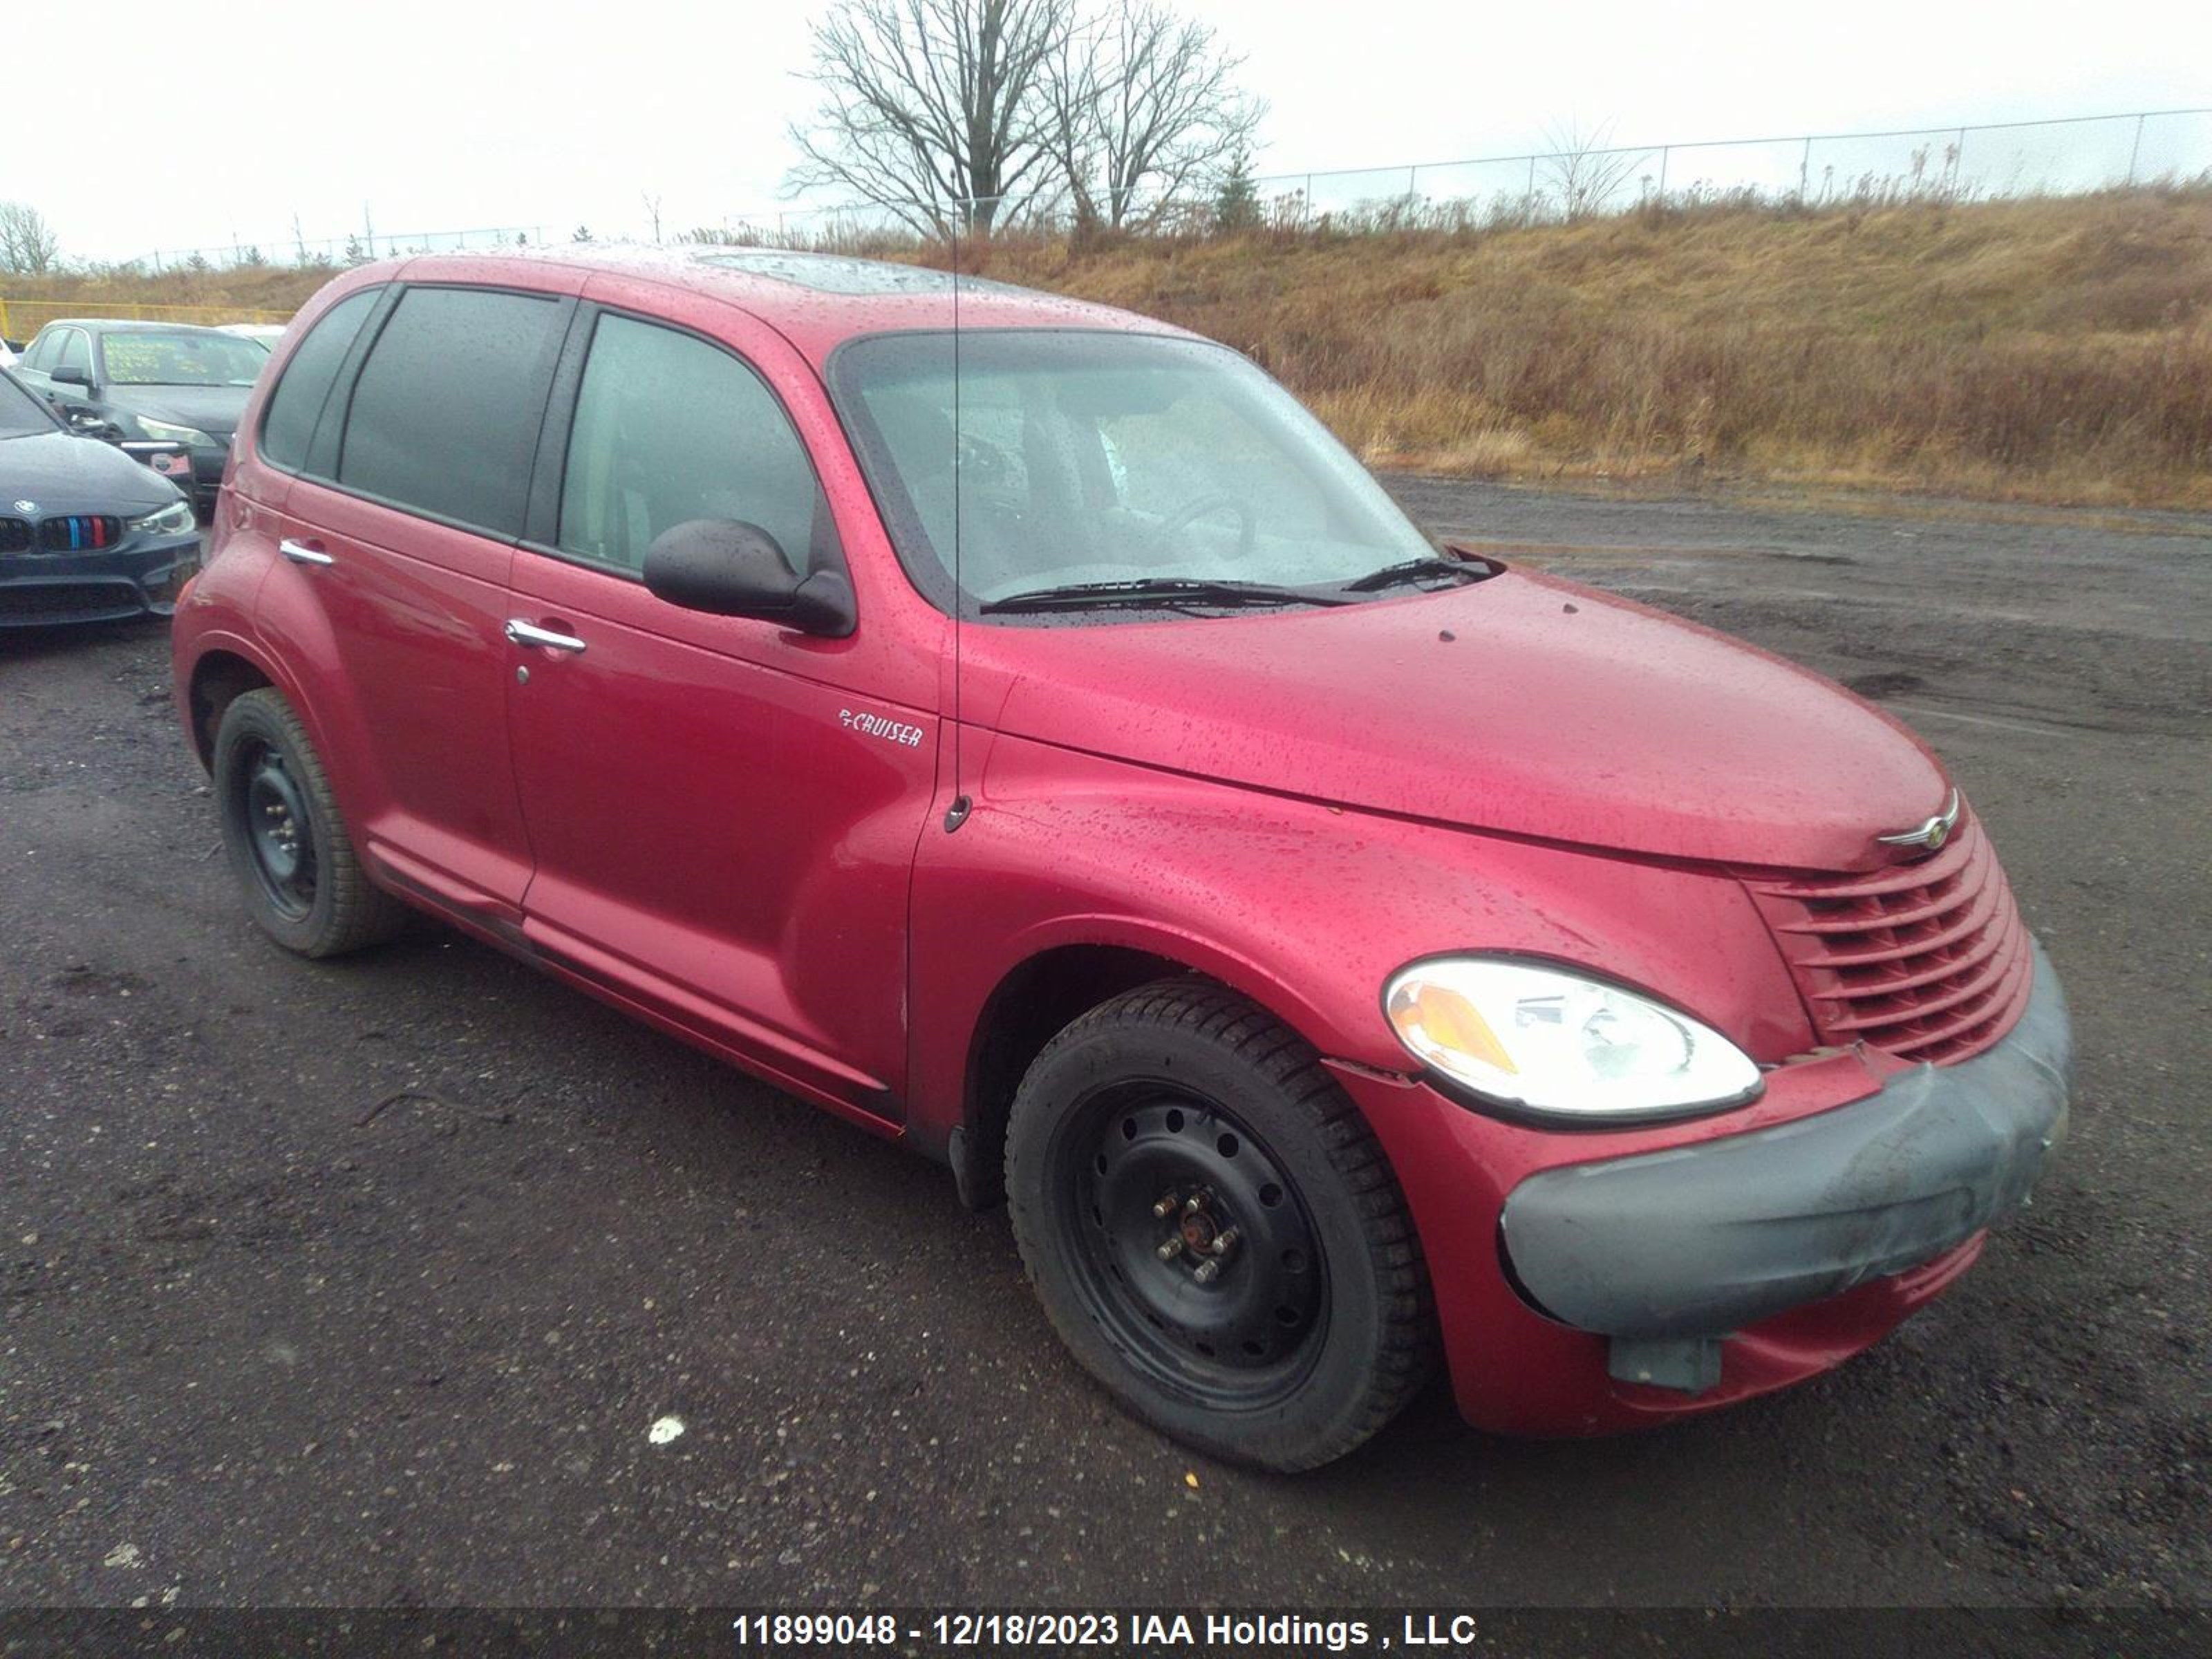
[279, 538, 333, 567]
[505, 619, 588, 654]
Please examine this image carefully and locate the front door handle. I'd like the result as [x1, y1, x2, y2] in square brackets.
[279, 538, 333, 567]
[505, 618, 588, 654]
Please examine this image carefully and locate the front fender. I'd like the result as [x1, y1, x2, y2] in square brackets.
[906, 731, 1810, 1151]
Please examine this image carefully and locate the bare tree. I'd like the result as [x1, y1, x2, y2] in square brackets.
[641, 191, 665, 243]
[1539, 120, 1647, 220]
[788, 0, 1071, 238]
[1037, 17, 1109, 229]
[0, 201, 61, 274]
[1044, 1, 1263, 230]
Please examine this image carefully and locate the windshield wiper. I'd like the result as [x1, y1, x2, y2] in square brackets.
[978, 578, 1351, 615]
[1339, 556, 1490, 593]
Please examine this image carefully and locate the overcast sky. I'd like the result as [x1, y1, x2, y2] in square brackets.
[19, 0, 2211, 262]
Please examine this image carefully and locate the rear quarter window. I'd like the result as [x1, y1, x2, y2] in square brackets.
[337, 286, 565, 536]
[259, 289, 380, 472]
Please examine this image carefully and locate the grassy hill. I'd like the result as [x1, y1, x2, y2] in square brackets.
[12, 187, 2210, 509]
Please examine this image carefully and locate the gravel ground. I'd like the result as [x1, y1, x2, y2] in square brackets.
[1, 480, 2206, 1615]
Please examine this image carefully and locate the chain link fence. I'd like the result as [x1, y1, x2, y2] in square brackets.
[120, 107, 2212, 269]
[1256, 106, 2212, 228]
[133, 225, 553, 275]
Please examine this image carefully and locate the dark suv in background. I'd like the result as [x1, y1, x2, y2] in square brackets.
[12, 319, 270, 507]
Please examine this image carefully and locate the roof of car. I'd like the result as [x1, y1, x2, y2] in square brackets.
[374, 245, 1186, 366]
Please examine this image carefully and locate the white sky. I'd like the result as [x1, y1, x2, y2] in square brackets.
[21, 0, 2211, 263]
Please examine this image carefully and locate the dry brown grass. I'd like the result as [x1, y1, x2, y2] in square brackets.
[946, 188, 2212, 509]
[15, 189, 2211, 509]
[0, 262, 327, 339]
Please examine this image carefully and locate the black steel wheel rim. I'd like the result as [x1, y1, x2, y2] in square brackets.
[1056, 1081, 1328, 1411]
[239, 738, 317, 920]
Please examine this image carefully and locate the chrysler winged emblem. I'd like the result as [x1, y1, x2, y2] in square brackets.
[1877, 788, 1962, 854]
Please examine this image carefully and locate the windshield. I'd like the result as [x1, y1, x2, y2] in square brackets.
[830, 330, 1438, 617]
[100, 331, 268, 387]
[0, 370, 59, 439]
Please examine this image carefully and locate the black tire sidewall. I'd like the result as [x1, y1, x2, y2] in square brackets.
[1009, 1010, 1398, 1470]
[214, 693, 344, 956]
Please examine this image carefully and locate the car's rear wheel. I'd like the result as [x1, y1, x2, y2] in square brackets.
[1006, 979, 1435, 1470]
[214, 688, 405, 957]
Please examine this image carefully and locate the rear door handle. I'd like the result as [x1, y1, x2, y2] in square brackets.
[279, 538, 333, 567]
[505, 619, 588, 654]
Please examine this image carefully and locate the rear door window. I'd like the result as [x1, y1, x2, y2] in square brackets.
[337, 286, 565, 536]
[556, 312, 830, 577]
[260, 289, 380, 473]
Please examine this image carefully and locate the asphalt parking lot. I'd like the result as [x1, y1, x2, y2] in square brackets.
[1, 478, 2206, 1613]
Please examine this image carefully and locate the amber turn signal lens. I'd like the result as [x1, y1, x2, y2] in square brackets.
[1390, 981, 1519, 1076]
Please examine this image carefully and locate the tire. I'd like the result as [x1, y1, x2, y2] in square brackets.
[214, 688, 406, 958]
[1006, 978, 1435, 1471]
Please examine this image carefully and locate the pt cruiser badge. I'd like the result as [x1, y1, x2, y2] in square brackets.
[841, 708, 926, 748]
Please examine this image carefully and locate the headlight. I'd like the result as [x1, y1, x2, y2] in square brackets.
[1382, 957, 1762, 1123]
[130, 500, 197, 538]
[137, 417, 213, 447]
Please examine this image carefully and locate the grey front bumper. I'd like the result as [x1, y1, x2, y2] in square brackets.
[0, 537, 199, 626]
[1499, 937, 2071, 1363]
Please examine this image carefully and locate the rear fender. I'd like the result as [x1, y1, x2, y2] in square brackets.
[173, 554, 389, 841]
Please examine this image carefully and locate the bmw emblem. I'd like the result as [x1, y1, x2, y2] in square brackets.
[12, 500, 33, 514]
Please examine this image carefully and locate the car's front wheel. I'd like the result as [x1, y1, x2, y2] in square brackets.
[214, 688, 405, 958]
[1006, 980, 1435, 1471]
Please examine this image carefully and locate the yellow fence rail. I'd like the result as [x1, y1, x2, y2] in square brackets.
[0, 297, 292, 342]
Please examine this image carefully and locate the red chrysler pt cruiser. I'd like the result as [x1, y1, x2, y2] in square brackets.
[172, 249, 2070, 1470]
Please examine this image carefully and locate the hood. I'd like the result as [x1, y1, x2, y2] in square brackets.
[975, 569, 1950, 872]
[104, 383, 250, 440]
[0, 429, 180, 514]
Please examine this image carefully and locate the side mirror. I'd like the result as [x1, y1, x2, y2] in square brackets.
[641, 519, 855, 638]
[50, 365, 93, 388]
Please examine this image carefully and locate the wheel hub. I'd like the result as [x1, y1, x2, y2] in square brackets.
[1177, 1206, 1220, 1254]
[238, 744, 317, 919]
[1067, 1091, 1327, 1401]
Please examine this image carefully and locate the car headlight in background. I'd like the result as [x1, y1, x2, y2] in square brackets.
[1383, 957, 1763, 1122]
[136, 417, 214, 447]
[129, 501, 197, 538]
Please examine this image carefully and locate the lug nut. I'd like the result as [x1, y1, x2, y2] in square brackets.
[1212, 1227, 1240, 1255]
[1152, 1193, 1180, 1218]
[1183, 1195, 1205, 1216]
[1155, 1237, 1183, 1261]
[1192, 1260, 1221, 1284]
